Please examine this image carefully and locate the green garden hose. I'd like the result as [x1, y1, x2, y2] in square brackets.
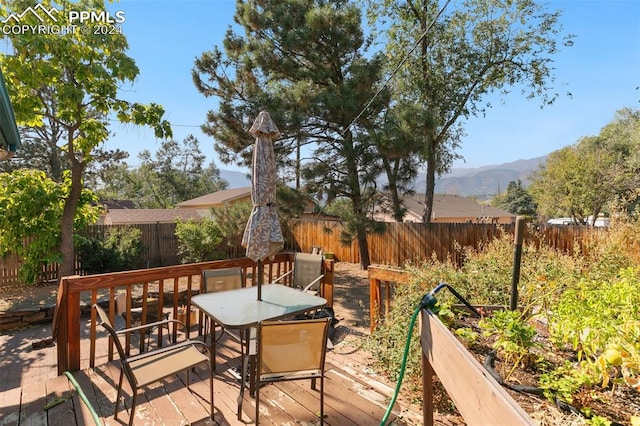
[380, 284, 479, 425]
[379, 292, 436, 425]
[63, 371, 103, 425]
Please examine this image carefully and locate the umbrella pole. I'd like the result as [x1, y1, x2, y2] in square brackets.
[257, 261, 264, 301]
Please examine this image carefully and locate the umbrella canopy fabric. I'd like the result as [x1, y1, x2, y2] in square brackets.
[241, 111, 284, 264]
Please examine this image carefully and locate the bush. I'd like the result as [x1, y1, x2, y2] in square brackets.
[76, 226, 143, 274]
[367, 218, 640, 411]
[175, 218, 225, 263]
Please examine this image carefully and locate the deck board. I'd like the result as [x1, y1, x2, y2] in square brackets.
[19, 381, 47, 426]
[0, 324, 465, 425]
[44, 374, 76, 426]
[0, 387, 22, 426]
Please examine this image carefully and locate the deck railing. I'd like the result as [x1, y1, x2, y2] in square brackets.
[368, 265, 406, 333]
[53, 252, 334, 374]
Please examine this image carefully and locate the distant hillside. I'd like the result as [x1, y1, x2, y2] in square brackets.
[220, 169, 251, 189]
[413, 156, 547, 199]
[224, 155, 547, 198]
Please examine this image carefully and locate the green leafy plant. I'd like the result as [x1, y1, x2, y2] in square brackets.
[539, 361, 596, 404]
[76, 226, 143, 274]
[175, 218, 225, 263]
[548, 268, 640, 362]
[209, 201, 252, 258]
[479, 310, 539, 378]
[0, 169, 99, 283]
[368, 218, 640, 422]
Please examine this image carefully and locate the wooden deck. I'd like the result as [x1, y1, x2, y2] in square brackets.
[0, 319, 467, 426]
[1, 262, 467, 426]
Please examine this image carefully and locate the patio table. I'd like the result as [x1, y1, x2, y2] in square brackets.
[191, 283, 327, 419]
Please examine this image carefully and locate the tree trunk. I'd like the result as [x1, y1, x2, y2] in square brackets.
[58, 150, 84, 280]
[352, 196, 371, 269]
[422, 152, 436, 223]
[356, 222, 370, 270]
[382, 158, 405, 222]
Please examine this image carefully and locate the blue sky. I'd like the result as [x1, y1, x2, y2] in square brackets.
[101, 0, 639, 172]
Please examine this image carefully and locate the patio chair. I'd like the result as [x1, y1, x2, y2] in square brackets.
[273, 252, 324, 296]
[93, 304, 214, 426]
[115, 292, 171, 352]
[201, 267, 246, 365]
[250, 317, 331, 425]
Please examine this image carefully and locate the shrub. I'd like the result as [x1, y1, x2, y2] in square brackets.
[367, 218, 640, 413]
[76, 226, 143, 274]
[175, 218, 225, 263]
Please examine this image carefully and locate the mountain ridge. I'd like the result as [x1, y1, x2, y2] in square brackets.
[221, 155, 547, 199]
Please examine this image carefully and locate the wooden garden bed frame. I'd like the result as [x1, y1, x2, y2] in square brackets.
[369, 266, 535, 425]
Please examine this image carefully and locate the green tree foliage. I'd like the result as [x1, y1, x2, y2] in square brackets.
[96, 135, 228, 208]
[0, 169, 98, 283]
[175, 218, 225, 263]
[193, 0, 389, 269]
[75, 226, 143, 274]
[492, 180, 537, 217]
[1, 0, 172, 279]
[530, 108, 640, 223]
[210, 201, 253, 259]
[373, 105, 422, 222]
[322, 196, 386, 246]
[0, 115, 130, 185]
[366, 0, 571, 223]
[275, 184, 307, 223]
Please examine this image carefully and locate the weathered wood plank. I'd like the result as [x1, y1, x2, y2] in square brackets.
[64, 371, 103, 426]
[171, 368, 214, 424]
[0, 387, 22, 426]
[18, 381, 47, 426]
[44, 374, 77, 426]
[251, 383, 304, 425]
[84, 363, 121, 426]
[420, 310, 534, 426]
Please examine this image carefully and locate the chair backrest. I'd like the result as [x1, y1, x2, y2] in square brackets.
[257, 317, 330, 379]
[293, 253, 323, 288]
[94, 304, 130, 363]
[202, 267, 244, 293]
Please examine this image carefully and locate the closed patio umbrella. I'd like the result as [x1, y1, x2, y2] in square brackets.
[241, 111, 284, 300]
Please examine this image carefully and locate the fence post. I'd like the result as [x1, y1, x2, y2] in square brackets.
[510, 216, 526, 311]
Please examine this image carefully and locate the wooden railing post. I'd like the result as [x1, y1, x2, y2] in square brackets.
[322, 259, 334, 307]
[369, 275, 381, 334]
[422, 347, 434, 426]
[67, 290, 82, 371]
[53, 277, 70, 375]
[367, 266, 409, 333]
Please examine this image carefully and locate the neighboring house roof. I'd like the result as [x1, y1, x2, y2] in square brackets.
[0, 69, 21, 159]
[176, 187, 252, 209]
[103, 209, 200, 225]
[100, 199, 136, 210]
[378, 194, 516, 224]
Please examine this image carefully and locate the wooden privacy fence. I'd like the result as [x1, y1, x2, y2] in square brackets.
[287, 220, 605, 265]
[1, 220, 604, 287]
[82, 223, 180, 268]
[0, 223, 180, 287]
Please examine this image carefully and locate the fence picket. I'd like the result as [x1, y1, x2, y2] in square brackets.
[0, 221, 601, 287]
